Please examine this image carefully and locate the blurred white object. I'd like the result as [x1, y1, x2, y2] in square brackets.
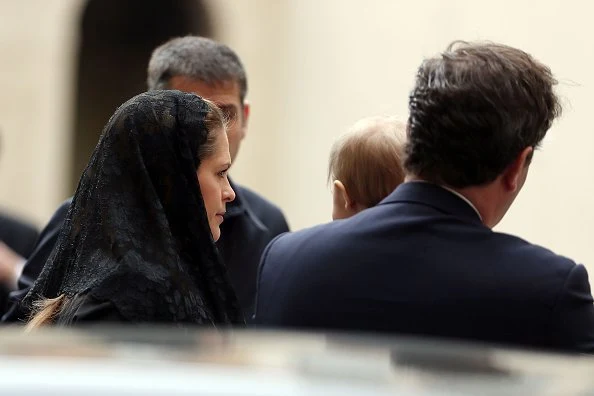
[0, 328, 591, 396]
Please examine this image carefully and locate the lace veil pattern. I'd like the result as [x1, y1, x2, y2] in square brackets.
[22, 90, 243, 325]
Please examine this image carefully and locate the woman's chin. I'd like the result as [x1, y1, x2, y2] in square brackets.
[211, 227, 221, 242]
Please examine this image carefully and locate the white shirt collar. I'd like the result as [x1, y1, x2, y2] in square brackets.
[408, 180, 483, 221]
[438, 185, 483, 221]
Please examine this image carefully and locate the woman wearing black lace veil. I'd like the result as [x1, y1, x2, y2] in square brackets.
[23, 90, 243, 328]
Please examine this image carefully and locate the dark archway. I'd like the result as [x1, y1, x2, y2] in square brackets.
[71, 0, 213, 190]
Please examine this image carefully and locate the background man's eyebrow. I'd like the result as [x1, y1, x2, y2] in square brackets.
[216, 104, 236, 110]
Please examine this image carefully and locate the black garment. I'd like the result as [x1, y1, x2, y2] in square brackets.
[0, 212, 38, 258]
[2, 198, 71, 322]
[21, 91, 242, 326]
[255, 182, 594, 353]
[58, 294, 125, 325]
[17, 199, 71, 292]
[0, 212, 39, 313]
[4, 183, 289, 323]
[218, 181, 289, 319]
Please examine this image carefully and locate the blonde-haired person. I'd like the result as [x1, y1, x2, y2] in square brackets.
[328, 116, 407, 220]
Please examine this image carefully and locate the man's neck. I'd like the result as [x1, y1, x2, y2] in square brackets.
[405, 176, 497, 227]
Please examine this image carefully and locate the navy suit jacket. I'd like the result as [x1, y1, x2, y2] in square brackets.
[255, 182, 594, 352]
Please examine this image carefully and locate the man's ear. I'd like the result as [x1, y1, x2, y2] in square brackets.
[503, 146, 533, 192]
[241, 101, 250, 128]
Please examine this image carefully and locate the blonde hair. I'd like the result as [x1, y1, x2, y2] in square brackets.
[328, 116, 407, 208]
[25, 294, 69, 331]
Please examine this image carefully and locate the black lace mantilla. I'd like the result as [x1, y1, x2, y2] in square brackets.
[22, 90, 243, 325]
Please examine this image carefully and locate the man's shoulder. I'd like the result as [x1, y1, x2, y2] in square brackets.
[265, 205, 398, 257]
[262, 219, 350, 265]
[235, 184, 282, 216]
[0, 211, 39, 258]
[234, 184, 289, 235]
[493, 230, 578, 273]
[0, 211, 39, 250]
[0, 211, 37, 235]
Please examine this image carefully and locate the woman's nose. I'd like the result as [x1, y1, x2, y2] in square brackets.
[223, 183, 236, 203]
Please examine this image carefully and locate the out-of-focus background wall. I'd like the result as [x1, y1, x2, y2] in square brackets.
[1, 0, 592, 273]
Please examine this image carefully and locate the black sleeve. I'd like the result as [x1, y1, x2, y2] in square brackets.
[551, 264, 594, 353]
[2, 199, 72, 323]
[0, 214, 39, 313]
[0, 213, 39, 258]
[18, 198, 72, 290]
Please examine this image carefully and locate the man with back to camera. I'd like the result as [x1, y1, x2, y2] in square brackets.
[3, 36, 289, 323]
[254, 41, 594, 352]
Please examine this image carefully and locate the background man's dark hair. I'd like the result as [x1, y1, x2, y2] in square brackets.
[404, 41, 562, 188]
[147, 36, 248, 103]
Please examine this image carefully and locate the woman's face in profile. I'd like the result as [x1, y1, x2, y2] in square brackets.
[197, 129, 236, 241]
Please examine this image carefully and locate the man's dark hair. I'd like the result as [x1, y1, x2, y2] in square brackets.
[147, 36, 248, 103]
[404, 41, 562, 188]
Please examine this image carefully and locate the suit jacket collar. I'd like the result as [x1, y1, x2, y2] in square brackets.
[382, 181, 484, 226]
[224, 178, 268, 232]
